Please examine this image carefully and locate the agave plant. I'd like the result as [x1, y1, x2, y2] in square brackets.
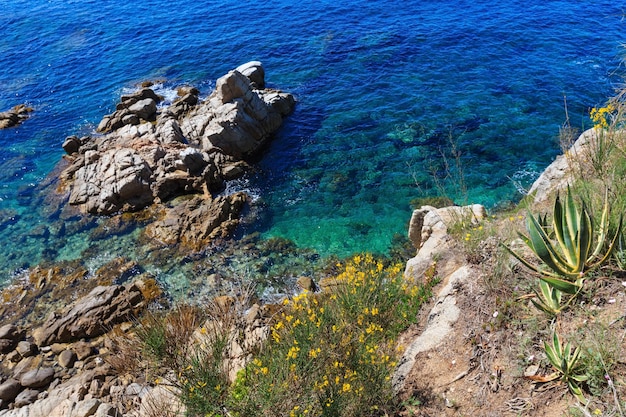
[543, 330, 588, 404]
[531, 280, 564, 316]
[505, 187, 622, 294]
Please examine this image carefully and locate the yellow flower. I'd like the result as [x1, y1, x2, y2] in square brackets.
[342, 383, 351, 393]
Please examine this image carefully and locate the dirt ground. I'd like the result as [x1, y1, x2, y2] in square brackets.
[395, 259, 626, 417]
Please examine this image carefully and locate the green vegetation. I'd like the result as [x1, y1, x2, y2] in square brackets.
[124, 255, 438, 417]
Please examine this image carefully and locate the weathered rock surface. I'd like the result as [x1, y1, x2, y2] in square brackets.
[0, 105, 33, 129]
[32, 283, 145, 346]
[145, 193, 247, 250]
[528, 128, 612, 203]
[393, 204, 485, 393]
[405, 204, 485, 283]
[20, 368, 55, 389]
[59, 61, 294, 250]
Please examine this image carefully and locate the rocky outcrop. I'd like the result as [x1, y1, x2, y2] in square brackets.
[527, 128, 611, 203]
[0, 105, 33, 129]
[59, 61, 294, 250]
[393, 204, 485, 393]
[32, 283, 145, 346]
[405, 204, 486, 283]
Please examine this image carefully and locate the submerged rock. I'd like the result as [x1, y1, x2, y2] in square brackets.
[0, 104, 33, 129]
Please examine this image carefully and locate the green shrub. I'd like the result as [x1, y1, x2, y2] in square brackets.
[227, 254, 438, 417]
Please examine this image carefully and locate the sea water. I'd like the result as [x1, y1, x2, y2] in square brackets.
[0, 0, 624, 290]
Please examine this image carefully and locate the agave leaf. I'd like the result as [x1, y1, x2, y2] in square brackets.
[568, 380, 588, 404]
[554, 192, 576, 266]
[539, 275, 582, 295]
[590, 216, 623, 269]
[592, 189, 610, 258]
[532, 281, 563, 315]
[576, 203, 592, 273]
[565, 186, 581, 253]
[527, 214, 574, 277]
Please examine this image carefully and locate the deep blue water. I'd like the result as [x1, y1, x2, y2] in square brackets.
[0, 0, 624, 289]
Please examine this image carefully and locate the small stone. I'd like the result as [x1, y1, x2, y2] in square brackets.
[50, 343, 69, 355]
[58, 349, 77, 368]
[20, 367, 55, 388]
[0, 379, 22, 402]
[244, 304, 261, 325]
[524, 364, 539, 377]
[73, 341, 93, 361]
[16, 341, 37, 358]
[13, 388, 39, 407]
[6, 350, 21, 363]
[0, 339, 17, 354]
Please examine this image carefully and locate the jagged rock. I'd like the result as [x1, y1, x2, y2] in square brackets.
[186, 69, 293, 156]
[32, 283, 145, 346]
[58, 350, 77, 368]
[0, 379, 22, 402]
[146, 193, 246, 249]
[0, 104, 33, 129]
[94, 402, 117, 417]
[12, 356, 44, 380]
[69, 148, 154, 214]
[20, 368, 55, 388]
[72, 342, 93, 361]
[127, 98, 157, 120]
[405, 204, 486, 282]
[13, 388, 40, 407]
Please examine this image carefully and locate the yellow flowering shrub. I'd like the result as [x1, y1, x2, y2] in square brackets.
[228, 254, 438, 417]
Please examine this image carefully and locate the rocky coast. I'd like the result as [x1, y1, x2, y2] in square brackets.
[0, 59, 603, 416]
[0, 61, 297, 416]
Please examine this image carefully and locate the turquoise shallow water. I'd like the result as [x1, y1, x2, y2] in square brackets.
[0, 0, 624, 289]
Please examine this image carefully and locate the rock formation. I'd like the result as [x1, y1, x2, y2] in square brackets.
[0, 105, 33, 129]
[58, 61, 295, 249]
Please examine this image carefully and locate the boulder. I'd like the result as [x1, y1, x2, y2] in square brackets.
[0, 324, 22, 353]
[20, 368, 55, 389]
[0, 379, 22, 402]
[69, 148, 154, 214]
[32, 283, 145, 346]
[13, 388, 40, 408]
[405, 204, 486, 283]
[58, 349, 77, 368]
[528, 128, 596, 204]
[16, 341, 37, 358]
[236, 61, 265, 89]
[62, 136, 82, 155]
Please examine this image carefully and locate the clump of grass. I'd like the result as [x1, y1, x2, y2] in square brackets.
[227, 254, 439, 417]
